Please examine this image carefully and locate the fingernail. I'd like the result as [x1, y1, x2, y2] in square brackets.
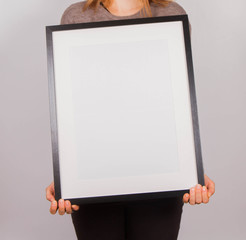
[59, 199, 64, 204]
[66, 201, 69, 206]
[196, 185, 201, 189]
[202, 186, 206, 191]
[191, 188, 195, 192]
[52, 201, 56, 206]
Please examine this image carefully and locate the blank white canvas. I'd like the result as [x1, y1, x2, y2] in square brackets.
[70, 39, 179, 180]
[52, 21, 198, 199]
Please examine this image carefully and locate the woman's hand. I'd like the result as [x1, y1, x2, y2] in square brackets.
[46, 182, 80, 215]
[183, 174, 215, 205]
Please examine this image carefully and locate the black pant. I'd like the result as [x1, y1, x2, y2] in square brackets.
[71, 197, 183, 240]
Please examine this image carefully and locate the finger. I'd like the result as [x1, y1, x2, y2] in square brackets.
[65, 201, 72, 214]
[202, 186, 209, 204]
[50, 200, 58, 215]
[58, 199, 65, 215]
[183, 193, 190, 203]
[72, 205, 80, 211]
[189, 187, 195, 205]
[195, 184, 202, 204]
[207, 180, 215, 198]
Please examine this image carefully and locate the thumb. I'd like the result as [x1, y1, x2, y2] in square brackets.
[207, 181, 215, 198]
[46, 190, 55, 202]
[46, 184, 55, 202]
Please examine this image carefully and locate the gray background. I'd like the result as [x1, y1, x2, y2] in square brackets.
[0, 0, 245, 239]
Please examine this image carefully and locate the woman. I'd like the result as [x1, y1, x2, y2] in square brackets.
[46, 1, 215, 239]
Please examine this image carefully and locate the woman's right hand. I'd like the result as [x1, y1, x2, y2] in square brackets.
[46, 182, 80, 215]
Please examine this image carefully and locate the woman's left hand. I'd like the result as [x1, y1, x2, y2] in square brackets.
[183, 174, 215, 205]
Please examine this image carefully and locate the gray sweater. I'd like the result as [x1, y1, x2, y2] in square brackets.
[61, 1, 187, 25]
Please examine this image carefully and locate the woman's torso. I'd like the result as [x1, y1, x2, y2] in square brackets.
[61, 1, 187, 24]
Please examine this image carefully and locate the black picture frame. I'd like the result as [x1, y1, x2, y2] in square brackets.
[46, 15, 204, 205]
